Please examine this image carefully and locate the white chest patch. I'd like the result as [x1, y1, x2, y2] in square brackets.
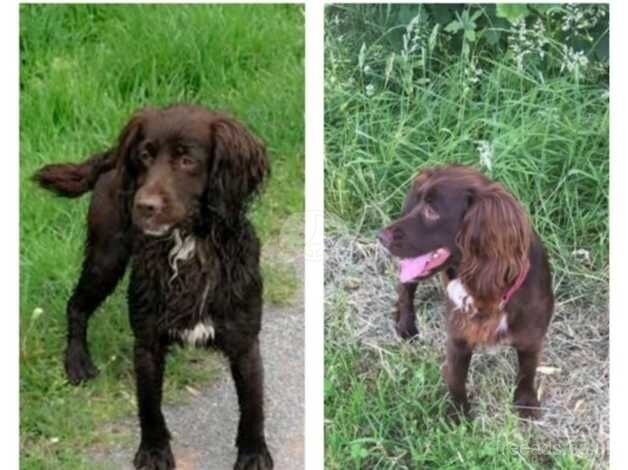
[173, 320, 215, 347]
[478, 315, 511, 355]
[447, 279, 476, 314]
[168, 229, 197, 283]
[496, 314, 508, 335]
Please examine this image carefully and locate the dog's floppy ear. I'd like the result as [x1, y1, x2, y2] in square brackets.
[457, 183, 531, 313]
[207, 116, 270, 216]
[113, 110, 147, 218]
[115, 111, 146, 170]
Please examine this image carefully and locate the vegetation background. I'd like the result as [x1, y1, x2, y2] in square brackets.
[20, 5, 304, 469]
[325, 4, 608, 469]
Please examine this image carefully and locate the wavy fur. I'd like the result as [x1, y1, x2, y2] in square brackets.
[35, 104, 274, 470]
[457, 181, 532, 316]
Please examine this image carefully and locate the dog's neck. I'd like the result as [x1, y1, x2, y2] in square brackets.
[444, 263, 529, 314]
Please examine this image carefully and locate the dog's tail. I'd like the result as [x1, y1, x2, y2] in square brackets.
[33, 151, 117, 198]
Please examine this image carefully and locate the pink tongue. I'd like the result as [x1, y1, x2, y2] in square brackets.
[399, 254, 433, 283]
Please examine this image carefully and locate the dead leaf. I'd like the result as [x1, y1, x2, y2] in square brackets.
[186, 385, 201, 397]
[574, 399, 585, 413]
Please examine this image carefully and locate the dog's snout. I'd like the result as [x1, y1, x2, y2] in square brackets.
[378, 228, 393, 248]
[135, 194, 164, 218]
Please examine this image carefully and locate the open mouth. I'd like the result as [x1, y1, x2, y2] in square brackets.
[399, 247, 451, 283]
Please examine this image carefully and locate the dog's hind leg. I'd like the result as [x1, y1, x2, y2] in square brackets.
[65, 174, 131, 384]
[230, 339, 274, 470]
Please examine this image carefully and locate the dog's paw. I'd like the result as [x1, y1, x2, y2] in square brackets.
[514, 392, 541, 420]
[395, 318, 419, 340]
[445, 400, 471, 424]
[133, 444, 175, 470]
[65, 346, 99, 385]
[234, 443, 273, 470]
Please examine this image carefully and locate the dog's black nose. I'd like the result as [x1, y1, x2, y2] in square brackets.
[135, 194, 164, 218]
[378, 229, 393, 248]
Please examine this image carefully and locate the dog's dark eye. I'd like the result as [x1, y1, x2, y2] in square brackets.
[174, 145, 187, 156]
[178, 156, 197, 170]
[139, 151, 153, 165]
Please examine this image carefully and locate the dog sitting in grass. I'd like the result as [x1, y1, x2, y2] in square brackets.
[378, 165, 553, 419]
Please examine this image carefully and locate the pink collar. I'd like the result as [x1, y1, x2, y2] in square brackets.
[501, 265, 530, 307]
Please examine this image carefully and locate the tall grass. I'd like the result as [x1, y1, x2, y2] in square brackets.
[325, 4, 609, 275]
[20, 5, 303, 469]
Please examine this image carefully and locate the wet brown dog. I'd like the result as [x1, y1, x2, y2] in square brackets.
[378, 165, 553, 419]
[35, 105, 273, 469]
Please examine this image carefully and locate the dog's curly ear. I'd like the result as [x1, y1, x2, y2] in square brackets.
[457, 183, 531, 313]
[208, 116, 270, 216]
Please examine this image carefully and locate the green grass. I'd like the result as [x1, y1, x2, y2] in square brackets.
[325, 340, 597, 470]
[20, 5, 303, 469]
[325, 6, 608, 275]
[325, 5, 608, 469]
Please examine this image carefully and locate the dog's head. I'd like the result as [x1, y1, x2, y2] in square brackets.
[113, 105, 269, 237]
[378, 165, 531, 311]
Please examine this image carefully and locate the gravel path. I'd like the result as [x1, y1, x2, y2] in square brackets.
[99, 297, 304, 470]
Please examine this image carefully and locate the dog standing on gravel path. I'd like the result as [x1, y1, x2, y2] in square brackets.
[35, 104, 273, 470]
[378, 165, 553, 420]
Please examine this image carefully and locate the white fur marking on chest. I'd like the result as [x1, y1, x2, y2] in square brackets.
[175, 320, 215, 346]
[168, 229, 197, 282]
[496, 314, 508, 335]
[447, 279, 475, 314]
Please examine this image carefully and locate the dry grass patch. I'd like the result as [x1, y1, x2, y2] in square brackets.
[325, 228, 607, 467]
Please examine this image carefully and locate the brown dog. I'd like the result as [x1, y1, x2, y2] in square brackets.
[378, 165, 553, 419]
[35, 105, 273, 469]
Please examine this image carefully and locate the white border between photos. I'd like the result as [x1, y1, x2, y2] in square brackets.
[305, 1, 325, 469]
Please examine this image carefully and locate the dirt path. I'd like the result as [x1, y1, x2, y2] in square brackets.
[99, 297, 304, 470]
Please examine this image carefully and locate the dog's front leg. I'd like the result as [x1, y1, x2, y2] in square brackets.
[394, 282, 419, 339]
[514, 348, 541, 419]
[229, 339, 273, 470]
[65, 229, 130, 385]
[443, 337, 472, 420]
[132, 339, 174, 470]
